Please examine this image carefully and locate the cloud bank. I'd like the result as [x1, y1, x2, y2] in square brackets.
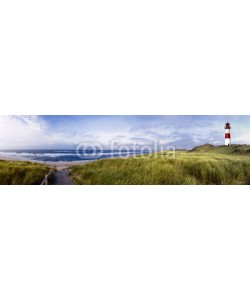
[0, 116, 72, 149]
[0, 115, 249, 150]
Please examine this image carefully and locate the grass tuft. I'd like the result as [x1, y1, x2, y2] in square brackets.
[0, 160, 50, 185]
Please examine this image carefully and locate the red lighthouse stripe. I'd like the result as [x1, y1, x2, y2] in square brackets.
[225, 133, 231, 138]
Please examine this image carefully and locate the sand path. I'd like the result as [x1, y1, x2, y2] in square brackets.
[51, 169, 73, 185]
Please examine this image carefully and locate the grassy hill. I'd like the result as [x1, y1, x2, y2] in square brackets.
[0, 160, 50, 185]
[191, 143, 250, 155]
[69, 144, 250, 185]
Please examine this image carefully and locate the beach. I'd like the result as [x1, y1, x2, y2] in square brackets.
[46, 160, 94, 170]
[0, 154, 94, 170]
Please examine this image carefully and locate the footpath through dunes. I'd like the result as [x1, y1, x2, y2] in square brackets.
[0, 157, 93, 185]
[47, 161, 94, 185]
[50, 169, 74, 185]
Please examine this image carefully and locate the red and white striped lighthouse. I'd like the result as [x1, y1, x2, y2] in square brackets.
[225, 122, 231, 146]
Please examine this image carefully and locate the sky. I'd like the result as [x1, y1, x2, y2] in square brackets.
[0, 115, 250, 150]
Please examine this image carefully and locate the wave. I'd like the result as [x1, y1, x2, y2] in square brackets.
[0, 150, 147, 156]
[0, 150, 149, 161]
[0, 152, 78, 157]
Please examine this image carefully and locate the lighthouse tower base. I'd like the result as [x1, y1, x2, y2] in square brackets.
[225, 138, 231, 146]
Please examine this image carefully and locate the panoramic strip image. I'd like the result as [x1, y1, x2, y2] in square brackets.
[0, 115, 250, 185]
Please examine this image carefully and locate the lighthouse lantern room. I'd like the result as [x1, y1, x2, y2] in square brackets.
[225, 122, 231, 146]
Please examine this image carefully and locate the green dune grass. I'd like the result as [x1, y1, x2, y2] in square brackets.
[0, 160, 50, 185]
[69, 145, 250, 185]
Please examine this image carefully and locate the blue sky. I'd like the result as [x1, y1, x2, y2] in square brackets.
[0, 115, 249, 149]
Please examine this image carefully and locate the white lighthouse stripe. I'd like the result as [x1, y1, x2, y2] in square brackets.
[225, 122, 231, 145]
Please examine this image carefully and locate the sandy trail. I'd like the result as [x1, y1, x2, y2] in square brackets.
[51, 169, 74, 185]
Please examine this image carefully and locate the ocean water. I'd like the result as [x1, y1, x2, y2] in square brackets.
[0, 150, 150, 162]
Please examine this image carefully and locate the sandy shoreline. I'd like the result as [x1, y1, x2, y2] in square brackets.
[0, 155, 94, 169]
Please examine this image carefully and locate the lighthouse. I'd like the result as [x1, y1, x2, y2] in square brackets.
[225, 122, 231, 146]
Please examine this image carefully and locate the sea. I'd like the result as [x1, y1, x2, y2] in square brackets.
[0, 150, 150, 162]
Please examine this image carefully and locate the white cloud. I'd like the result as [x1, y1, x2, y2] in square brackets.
[0, 115, 73, 149]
